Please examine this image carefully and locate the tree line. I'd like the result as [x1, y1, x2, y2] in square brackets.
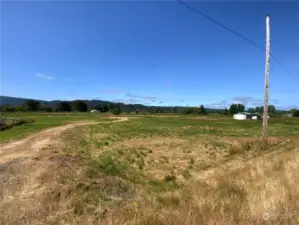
[228, 104, 276, 115]
[0, 100, 209, 115]
[1, 98, 298, 117]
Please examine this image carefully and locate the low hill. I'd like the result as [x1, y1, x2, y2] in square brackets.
[0, 95, 226, 114]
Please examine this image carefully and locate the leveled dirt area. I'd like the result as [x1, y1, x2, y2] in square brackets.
[0, 122, 98, 164]
[0, 117, 128, 164]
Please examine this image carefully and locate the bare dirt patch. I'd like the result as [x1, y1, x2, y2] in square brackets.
[0, 122, 97, 164]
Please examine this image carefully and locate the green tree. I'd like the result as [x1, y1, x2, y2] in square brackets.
[40, 105, 53, 112]
[108, 103, 115, 110]
[238, 104, 245, 112]
[268, 105, 276, 114]
[0, 105, 18, 112]
[247, 108, 255, 113]
[255, 106, 264, 113]
[56, 101, 71, 112]
[199, 105, 206, 114]
[17, 105, 28, 112]
[229, 104, 237, 115]
[293, 110, 299, 117]
[290, 109, 297, 115]
[224, 107, 229, 115]
[183, 108, 193, 114]
[193, 107, 200, 114]
[102, 104, 109, 112]
[94, 104, 103, 111]
[25, 100, 40, 111]
[229, 104, 245, 115]
[72, 100, 88, 112]
[111, 107, 121, 115]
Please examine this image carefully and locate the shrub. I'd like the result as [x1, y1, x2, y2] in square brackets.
[111, 108, 121, 115]
[293, 110, 299, 117]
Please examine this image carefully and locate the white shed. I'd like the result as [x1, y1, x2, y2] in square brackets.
[233, 113, 247, 120]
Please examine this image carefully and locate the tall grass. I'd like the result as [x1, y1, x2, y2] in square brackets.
[105, 145, 299, 225]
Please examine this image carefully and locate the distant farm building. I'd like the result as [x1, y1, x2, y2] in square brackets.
[90, 109, 100, 113]
[233, 112, 262, 120]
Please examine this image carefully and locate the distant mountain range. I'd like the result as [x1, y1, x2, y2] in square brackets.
[0, 96, 63, 106]
[0, 95, 226, 113]
[0, 95, 125, 107]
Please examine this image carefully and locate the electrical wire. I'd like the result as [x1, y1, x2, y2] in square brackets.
[176, 0, 299, 87]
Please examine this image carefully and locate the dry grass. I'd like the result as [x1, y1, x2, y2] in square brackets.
[102, 141, 299, 225]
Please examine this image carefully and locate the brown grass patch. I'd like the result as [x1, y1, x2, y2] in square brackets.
[102, 141, 299, 225]
[105, 137, 230, 181]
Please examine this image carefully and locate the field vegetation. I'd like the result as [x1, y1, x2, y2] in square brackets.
[0, 113, 299, 224]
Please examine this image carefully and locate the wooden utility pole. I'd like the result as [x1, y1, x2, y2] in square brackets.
[263, 15, 270, 139]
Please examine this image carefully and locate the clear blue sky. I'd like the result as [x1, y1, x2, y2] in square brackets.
[1, 1, 299, 109]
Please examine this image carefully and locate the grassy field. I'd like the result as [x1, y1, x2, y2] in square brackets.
[0, 114, 299, 224]
[0, 112, 114, 143]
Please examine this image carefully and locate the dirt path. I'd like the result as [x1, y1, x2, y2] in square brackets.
[0, 117, 129, 164]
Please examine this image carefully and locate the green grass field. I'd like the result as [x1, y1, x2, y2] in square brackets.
[1, 112, 298, 143]
[0, 112, 112, 142]
[1, 113, 299, 225]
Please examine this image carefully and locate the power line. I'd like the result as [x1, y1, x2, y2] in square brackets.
[176, 0, 265, 51]
[270, 53, 299, 86]
[176, 0, 299, 87]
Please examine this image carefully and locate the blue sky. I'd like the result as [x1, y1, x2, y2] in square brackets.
[1, 1, 299, 109]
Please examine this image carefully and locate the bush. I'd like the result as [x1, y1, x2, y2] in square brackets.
[111, 108, 121, 115]
[293, 110, 299, 117]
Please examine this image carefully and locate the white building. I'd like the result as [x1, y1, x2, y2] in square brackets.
[233, 113, 247, 120]
[233, 112, 261, 120]
[90, 109, 100, 113]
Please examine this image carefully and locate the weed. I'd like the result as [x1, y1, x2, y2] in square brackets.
[96, 141, 109, 148]
[164, 171, 176, 183]
[116, 149, 124, 155]
[85, 151, 139, 182]
[148, 180, 180, 192]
